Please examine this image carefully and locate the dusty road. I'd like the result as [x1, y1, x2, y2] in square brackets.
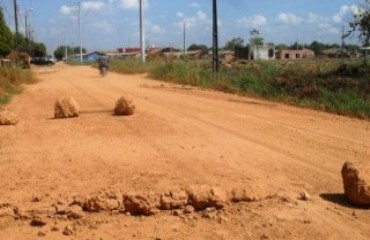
[0, 63, 369, 239]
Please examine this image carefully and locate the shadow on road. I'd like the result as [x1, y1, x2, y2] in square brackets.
[320, 193, 370, 210]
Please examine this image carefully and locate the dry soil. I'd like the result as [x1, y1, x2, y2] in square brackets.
[0, 63, 369, 240]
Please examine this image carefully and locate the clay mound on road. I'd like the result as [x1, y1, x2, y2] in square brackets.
[54, 97, 80, 119]
[228, 182, 276, 202]
[0, 109, 19, 125]
[114, 96, 135, 116]
[342, 161, 370, 206]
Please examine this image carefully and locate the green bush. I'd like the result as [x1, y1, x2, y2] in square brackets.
[109, 58, 370, 119]
[0, 67, 36, 104]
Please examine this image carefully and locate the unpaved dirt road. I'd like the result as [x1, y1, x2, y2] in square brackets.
[1, 63, 369, 240]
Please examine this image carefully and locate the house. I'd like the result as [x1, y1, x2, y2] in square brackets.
[249, 43, 275, 60]
[83, 51, 106, 62]
[69, 51, 106, 62]
[235, 44, 275, 61]
[276, 49, 314, 60]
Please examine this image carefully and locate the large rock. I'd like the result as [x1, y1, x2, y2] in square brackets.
[186, 185, 228, 210]
[54, 97, 80, 119]
[0, 110, 19, 125]
[341, 161, 370, 206]
[123, 193, 158, 215]
[114, 96, 135, 116]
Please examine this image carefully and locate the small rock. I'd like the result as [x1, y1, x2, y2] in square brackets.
[0, 207, 15, 218]
[37, 231, 46, 237]
[260, 234, 269, 240]
[159, 189, 188, 210]
[172, 209, 182, 216]
[0, 110, 19, 125]
[31, 196, 42, 202]
[184, 205, 194, 214]
[114, 96, 135, 116]
[67, 206, 85, 219]
[299, 191, 311, 201]
[14, 209, 31, 219]
[82, 197, 118, 212]
[62, 225, 74, 236]
[55, 205, 69, 215]
[54, 96, 80, 119]
[30, 217, 47, 227]
[186, 185, 227, 210]
[51, 224, 59, 232]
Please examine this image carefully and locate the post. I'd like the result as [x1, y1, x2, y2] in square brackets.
[65, 28, 68, 61]
[212, 0, 219, 73]
[79, 1, 83, 63]
[139, 0, 145, 63]
[25, 13, 28, 39]
[183, 22, 186, 58]
[14, 0, 19, 62]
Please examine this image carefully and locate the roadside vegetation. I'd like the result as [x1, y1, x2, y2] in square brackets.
[110, 58, 370, 119]
[0, 67, 36, 104]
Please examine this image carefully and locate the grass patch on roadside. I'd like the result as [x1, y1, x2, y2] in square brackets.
[0, 67, 36, 105]
[110, 58, 370, 119]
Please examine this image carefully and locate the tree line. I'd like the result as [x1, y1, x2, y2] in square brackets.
[0, 7, 46, 58]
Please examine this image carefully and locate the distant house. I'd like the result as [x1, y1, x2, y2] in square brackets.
[83, 51, 106, 62]
[322, 48, 361, 59]
[250, 43, 275, 60]
[234, 44, 275, 61]
[276, 49, 314, 60]
[70, 51, 106, 62]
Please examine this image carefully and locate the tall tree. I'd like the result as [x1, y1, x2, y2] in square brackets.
[349, 0, 370, 46]
[348, 0, 370, 63]
[224, 37, 244, 51]
[0, 7, 14, 57]
[187, 44, 208, 54]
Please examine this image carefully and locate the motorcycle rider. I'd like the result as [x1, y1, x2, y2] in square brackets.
[98, 56, 109, 75]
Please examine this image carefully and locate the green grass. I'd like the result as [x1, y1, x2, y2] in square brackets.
[0, 66, 36, 105]
[110, 58, 370, 119]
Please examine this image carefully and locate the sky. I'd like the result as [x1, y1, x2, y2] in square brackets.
[0, 0, 363, 54]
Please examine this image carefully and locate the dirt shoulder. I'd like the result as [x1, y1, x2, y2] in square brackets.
[0, 63, 369, 240]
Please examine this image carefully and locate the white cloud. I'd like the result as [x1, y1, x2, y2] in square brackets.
[332, 5, 359, 23]
[238, 15, 268, 28]
[82, 1, 105, 12]
[92, 20, 115, 34]
[60, 5, 77, 15]
[318, 23, 339, 35]
[119, 0, 148, 10]
[176, 10, 209, 29]
[151, 24, 165, 34]
[189, 2, 200, 8]
[277, 13, 303, 25]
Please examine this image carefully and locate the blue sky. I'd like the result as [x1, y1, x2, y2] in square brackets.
[0, 0, 362, 53]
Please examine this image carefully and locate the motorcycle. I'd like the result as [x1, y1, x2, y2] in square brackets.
[99, 62, 108, 76]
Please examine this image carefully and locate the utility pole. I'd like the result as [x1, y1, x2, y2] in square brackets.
[139, 0, 145, 63]
[79, 1, 83, 63]
[65, 27, 68, 61]
[13, 0, 19, 62]
[25, 13, 28, 39]
[183, 21, 186, 57]
[341, 25, 345, 54]
[212, 0, 219, 73]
